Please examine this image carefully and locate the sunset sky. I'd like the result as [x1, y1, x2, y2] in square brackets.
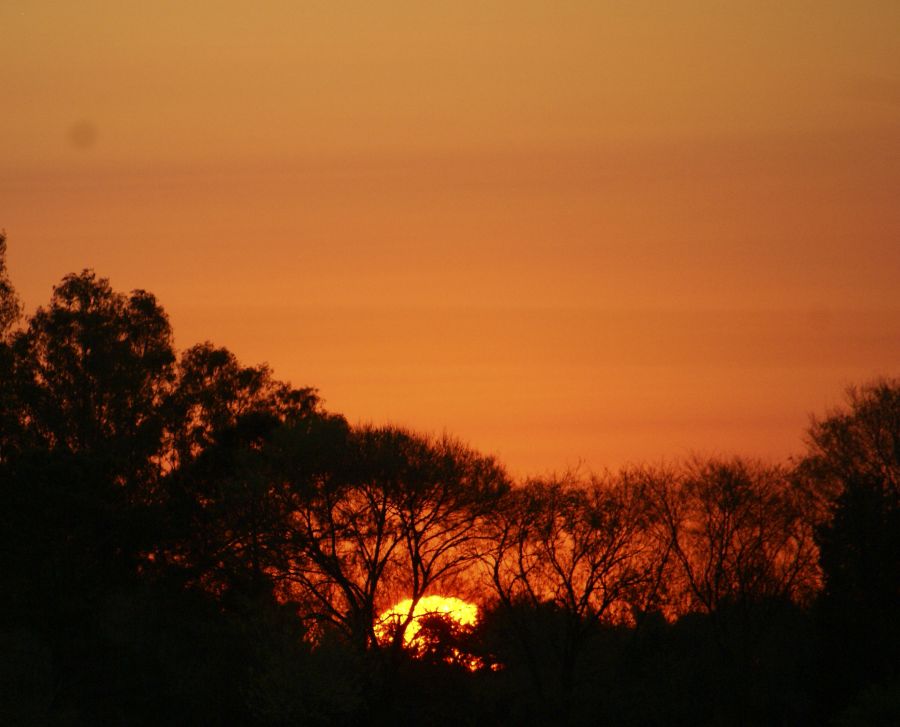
[3, 1, 899, 475]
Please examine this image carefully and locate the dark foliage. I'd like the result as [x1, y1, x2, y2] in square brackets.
[797, 380, 900, 719]
[1, 241, 896, 725]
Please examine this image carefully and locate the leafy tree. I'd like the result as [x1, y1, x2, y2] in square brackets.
[1, 268, 188, 724]
[3, 270, 179, 607]
[7, 243, 894, 725]
[158, 343, 326, 598]
[800, 380, 900, 503]
[169, 342, 319, 468]
[0, 231, 21, 336]
[13, 270, 176, 483]
[799, 380, 900, 706]
[0, 232, 22, 462]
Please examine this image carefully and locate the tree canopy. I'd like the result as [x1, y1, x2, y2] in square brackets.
[1, 239, 897, 725]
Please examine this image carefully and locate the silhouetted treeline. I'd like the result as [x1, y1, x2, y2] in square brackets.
[1, 236, 899, 725]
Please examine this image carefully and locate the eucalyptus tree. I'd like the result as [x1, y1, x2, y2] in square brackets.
[158, 342, 326, 597]
[13, 269, 176, 484]
[168, 342, 319, 468]
[1, 268, 184, 711]
[7, 270, 179, 586]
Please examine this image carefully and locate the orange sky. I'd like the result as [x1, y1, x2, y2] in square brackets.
[2, 1, 899, 475]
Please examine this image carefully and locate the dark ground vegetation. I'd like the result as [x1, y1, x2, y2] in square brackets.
[1, 234, 898, 725]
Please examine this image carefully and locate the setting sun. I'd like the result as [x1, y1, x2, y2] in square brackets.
[3, 0, 899, 722]
[375, 595, 479, 648]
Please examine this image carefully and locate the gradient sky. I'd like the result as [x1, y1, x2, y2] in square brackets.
[3, 1, 899, 475]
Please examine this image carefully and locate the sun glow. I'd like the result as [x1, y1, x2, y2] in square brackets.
[375, 595, 479, 647]
[375, 594, 485, 669]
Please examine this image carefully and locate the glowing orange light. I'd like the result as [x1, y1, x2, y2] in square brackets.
[375, 595, 483, 669]
[375, 595, 478, 644]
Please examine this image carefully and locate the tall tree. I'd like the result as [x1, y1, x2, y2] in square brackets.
[651, 457, 820, 618]
[159, 342, 326, 597]
[0, 232, 23, 462]
[14, 270, 176, 484]
[0, 231, 21, 337]
[799, 380, 900, 701]
[276, 426, 509, 651]
[801, 380, 900, 611]
[169, 342, 319, 468]
[1, 269, 185, 722]
[482, 475, 661, 710]
[3, 270, 178, 611]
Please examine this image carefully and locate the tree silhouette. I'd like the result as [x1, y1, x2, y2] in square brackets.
[158, 342, 327, 599]
[169, 342, 320, 468]
[5, 270, 178, 602]
[798, 380, 900, 710]
[0, 231, 21, 336]
[482, 474, 662, 717]
[650, 457, 819, 618]
[275, 426, 509, 652]
[3, 240, 898, 725]
[408, 611, 479, 668]
[13, 270, 176, 481]
[0, 232, 22, 463]
[1, 269, 190, 724]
